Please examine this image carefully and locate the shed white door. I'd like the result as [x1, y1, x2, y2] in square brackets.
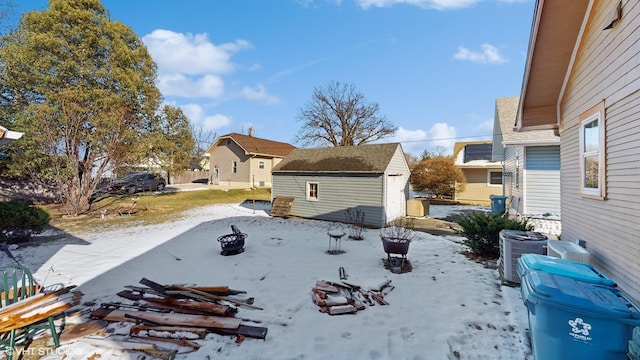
[385, 174, 407, 223]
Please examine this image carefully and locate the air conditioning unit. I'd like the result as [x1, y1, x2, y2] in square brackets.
[499, 230, 548, 283]
[546, 240, 591, 264]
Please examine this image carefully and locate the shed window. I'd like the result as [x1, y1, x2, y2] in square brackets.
[579, 102, 606, 198]
[306, 182, 319, 201]
[488, 171, 502, 185]
[232, 161, 237, 173]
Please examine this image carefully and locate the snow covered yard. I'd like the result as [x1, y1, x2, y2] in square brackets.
[6, 203, 533, 360]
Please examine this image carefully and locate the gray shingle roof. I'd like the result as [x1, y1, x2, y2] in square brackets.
[272, 143, 402, 173]
[496, 96, 559, 144]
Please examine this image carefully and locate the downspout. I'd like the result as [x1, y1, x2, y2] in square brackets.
[381, 171, 388, 227]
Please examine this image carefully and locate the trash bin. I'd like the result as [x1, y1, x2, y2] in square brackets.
[521, 271, 640, 360]
[516, 254, 616, 286]
[490, 195, 507, 214]
[406, 198, 424, 217]
[407, 197, 430, 217]
[420, 197, 430, 216]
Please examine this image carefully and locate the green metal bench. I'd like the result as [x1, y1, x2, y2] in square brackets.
[0, 264, 61, 360]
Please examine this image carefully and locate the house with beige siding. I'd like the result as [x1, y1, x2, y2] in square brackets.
[205, 129, 296, 188]
[271, 143, 410, 228]
[452, 141, 502, 204]
[492, 96, 561, 236]
[516, 1, 640, 299]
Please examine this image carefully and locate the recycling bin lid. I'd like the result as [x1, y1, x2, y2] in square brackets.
[518, 254, 616, 287]
[500, 230, 547, 241]
[522, 271, 640, 320]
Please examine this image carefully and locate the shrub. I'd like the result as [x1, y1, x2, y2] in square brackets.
[345, 207, 366, 240]
[0, 201, 51, 243]
[380, 217, 417, 241]
[452, 212, 532, 259]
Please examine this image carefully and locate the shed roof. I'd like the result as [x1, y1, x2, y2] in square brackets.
[211, 132, 296, 158]
[272, 143, 403, 173]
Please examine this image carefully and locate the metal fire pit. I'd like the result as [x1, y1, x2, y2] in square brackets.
[217, 225, 247, 256]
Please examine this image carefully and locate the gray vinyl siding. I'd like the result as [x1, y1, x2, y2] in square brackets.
[272, 174, 385, 227]
[524, 146, 560, 216]
[386, 146, 411, 176]
[558, 0, 640, 300]
[503, 146, 523, 215]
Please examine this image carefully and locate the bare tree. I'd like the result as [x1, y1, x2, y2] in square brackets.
[295, 81, 396, 147]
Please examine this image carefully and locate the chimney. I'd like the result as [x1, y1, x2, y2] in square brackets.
[248, 127, 254, 137]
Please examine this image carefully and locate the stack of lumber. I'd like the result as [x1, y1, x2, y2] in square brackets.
[0, 286, 81, 333]
[311, 279, 393, 315]
[81, 277, 267, 358]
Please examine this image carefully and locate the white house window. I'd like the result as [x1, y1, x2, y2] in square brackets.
[232, 160, 237, 173]
[488, 171, 502, 186]
[259, 161, 265, 169]
[306, 182, 319, 201]
[579, 101, 606, 198]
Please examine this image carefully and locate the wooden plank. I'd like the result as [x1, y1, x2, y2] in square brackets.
[117, 290, 233, 316]
[99, 309, 241, 329]
[269, 196, 294, 217]
[0, 289, 80, 332]
[328, 304, 358, 315]
[129, 325, 208, 339]
[209, 324, 268, 340]
[170, 285, 263, 310]
[137, 299, 233, 316]
[59, 320, 109, 343]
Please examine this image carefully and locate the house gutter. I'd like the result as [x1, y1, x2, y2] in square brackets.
[502, 139, 560, 146]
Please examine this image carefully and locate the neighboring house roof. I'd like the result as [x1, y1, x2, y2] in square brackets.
[453, 141, 502, 168]
[272, 143, 404, 174]
[209, 132, 296, 158]
[0, 125, 23, 147]
[516, 1, 590, 131]
[496, 96, 559, 146]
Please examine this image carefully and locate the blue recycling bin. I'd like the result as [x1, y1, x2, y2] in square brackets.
[490, 195, 507, 214]
[521, 271, 640, 360]
[516, 254, 616, 287]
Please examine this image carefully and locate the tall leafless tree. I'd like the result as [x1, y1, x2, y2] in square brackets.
[295, 81, 397, 147]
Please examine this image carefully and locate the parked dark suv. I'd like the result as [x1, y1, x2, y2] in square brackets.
[108, 172, 166, 194]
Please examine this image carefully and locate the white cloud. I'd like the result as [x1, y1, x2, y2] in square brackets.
[453, 43, 508, 64]
[157, 73, 225, 99]
[180, 103, 232, 133]
[355, 0, 479, 10]
[428, 122, 457, 150]
[142, 29, 275, 102]
[386, 123, 457, 156]
[143, 30, 250, 75]
[475, 117, 495, 133]
[241, 84, 280, 104]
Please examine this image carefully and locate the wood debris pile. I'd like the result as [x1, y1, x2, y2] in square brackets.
[63, 277, 268, 359]
[311, 275, 393, 316]
[0, 285, 81, 333]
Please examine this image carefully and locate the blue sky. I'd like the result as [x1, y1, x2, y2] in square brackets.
[16, 0, 534, 156]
